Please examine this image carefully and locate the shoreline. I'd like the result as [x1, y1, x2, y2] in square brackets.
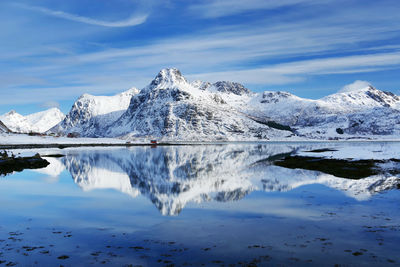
[2, 139, 400, 149]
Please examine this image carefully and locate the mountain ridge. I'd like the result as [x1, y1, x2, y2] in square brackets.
[4, 68, 399, 140]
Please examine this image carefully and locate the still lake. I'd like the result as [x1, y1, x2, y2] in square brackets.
[0, 142, 399, 266]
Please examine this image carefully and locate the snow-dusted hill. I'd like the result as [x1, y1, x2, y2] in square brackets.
[0, 108, 65, 133]
[51, 88, 139, 137]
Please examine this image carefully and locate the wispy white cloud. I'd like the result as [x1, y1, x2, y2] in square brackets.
[35, 19, 400, 73]
[3, 21, 400, 104]
[0, 73, 48, 87]
[1, 0, 400, 110]
[40, 101, 60, 109]
[339, 80, 371, 93]
[189, 0, 327, 18]
[16, 4, 148, 27]
[187, 52, 400, 85]
[1, 51, 400, 106]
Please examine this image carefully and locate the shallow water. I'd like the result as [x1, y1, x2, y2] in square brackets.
[0, 142, 399, 266]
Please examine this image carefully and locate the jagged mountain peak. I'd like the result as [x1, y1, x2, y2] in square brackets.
[6, 110, 18, 116]
[260, 91, 301, 103]
[191, 80, 212, 91]
[191, 80, 252, 96]
[213, 81, 252, 96]
[4, 110, 25, 118]
[148, 68, 189, 90]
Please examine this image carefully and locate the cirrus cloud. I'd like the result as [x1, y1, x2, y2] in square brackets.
[16, 3, 148, 27]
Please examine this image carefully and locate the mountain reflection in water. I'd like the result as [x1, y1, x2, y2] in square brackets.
[36, 143, 400, 215]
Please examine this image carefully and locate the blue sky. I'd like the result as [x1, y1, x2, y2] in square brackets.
[1, 0, 400, 115]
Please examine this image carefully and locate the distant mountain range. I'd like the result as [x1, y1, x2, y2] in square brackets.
[1, 68, 400, 140]
[0, 108, 65, 133]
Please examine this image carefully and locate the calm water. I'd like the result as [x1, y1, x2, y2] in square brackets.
[0, 142, 399, 266]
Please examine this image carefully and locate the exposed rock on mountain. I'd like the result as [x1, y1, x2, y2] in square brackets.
[212, 81, 252, 95]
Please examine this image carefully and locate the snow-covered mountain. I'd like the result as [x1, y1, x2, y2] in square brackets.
[105, 68, 290, 140]
[51, 88, 139, 137]
[0, 108, 65, 133]
[223, 82, 400, 139]
[0, 110, 31, 133]
[46, 68, 400, 140]
[238, 84, 399, 123]
[26, 108, 65, 133]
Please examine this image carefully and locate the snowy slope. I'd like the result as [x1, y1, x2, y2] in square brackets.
[0, 110, 32, 133]
[51, 88, 139, 137]
[106, 68, 291, 141]
[26, 108, 65, 133]
[0, 120, 11, 133]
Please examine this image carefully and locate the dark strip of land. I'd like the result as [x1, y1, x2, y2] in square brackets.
[303, 148, 338, 153]
[274, 156, 383, 179]
[0, 154, 50, 176]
